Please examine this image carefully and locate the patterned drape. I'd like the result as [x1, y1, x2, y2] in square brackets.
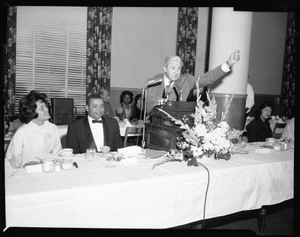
[176, 7, 198, 75]
[3, 6, 17, 117]
[86, 7, 113, 97]
[280, 12, 295, 119]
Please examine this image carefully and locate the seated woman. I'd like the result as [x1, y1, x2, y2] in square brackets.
[116, 90, 136, 121]
[246, 101, 274, 142]
[132, 94, 143, 121]
[5, 90, 62, 166]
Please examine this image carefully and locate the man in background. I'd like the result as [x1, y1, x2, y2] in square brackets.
[245, 81, 255, 117]
[99, 88, 114, 117]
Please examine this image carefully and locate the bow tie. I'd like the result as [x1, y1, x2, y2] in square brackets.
[92, 120, 103, 123]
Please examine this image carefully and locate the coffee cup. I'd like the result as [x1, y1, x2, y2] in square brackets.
[266, 138, 275, 144]
[61, 148, 73, 157]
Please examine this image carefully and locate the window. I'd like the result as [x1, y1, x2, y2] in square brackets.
[16, 6, 87, 120]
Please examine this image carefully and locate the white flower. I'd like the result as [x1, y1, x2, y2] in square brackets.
[194, 123, 208, 137]
[191, 146, 203, 157]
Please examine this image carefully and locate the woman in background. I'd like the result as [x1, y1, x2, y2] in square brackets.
[116, 90, 135, 121]
[5, 90, 62, 167]
[246, 101, 274, 142]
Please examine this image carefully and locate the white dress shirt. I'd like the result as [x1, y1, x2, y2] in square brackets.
[88, 116, 104, 150]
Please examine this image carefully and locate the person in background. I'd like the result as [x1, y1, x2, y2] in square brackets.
[99, 88, 114, 117]
[145, 50, 240, 114]
[132, 94, 144, 121]
[245, 81, 255, 117]
[279, 117, 294, 144]
[66, 94, 123, 154]
[246, 101, 274, 142]
[116, 90, 135, 121]
[5, 90, 62, 166]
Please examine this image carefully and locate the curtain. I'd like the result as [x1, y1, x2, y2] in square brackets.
[280, 12, 295, 119]
[176, 7, 198, 75]
[3, 6, 17, 117]
[86, 7, 113, 97]
[176, 7, 199, 101]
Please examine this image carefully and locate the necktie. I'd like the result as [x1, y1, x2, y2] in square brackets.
[92, 120, 103, 123]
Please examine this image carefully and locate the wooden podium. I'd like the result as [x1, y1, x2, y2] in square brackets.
[145, 101, 196, 151]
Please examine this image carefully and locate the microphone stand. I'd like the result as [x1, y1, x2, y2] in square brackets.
[141, 85, 147, 150]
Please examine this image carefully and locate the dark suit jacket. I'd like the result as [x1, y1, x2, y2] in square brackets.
[66, 116, 123, 154]
[246, 117, 273, 142]
[104, 102, 114, 117]
[145, 65, 227, 113]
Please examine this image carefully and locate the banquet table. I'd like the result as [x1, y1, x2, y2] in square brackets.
[4, 142, 294, 229]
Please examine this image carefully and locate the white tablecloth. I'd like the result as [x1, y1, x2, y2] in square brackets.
[5, 143, 294, 229]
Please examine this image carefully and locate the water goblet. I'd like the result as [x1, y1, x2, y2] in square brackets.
[239, 136, 247, 150]
[85, 148, 96, 162]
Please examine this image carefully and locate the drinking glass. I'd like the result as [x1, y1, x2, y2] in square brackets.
[239, 136, 247, 150]
[85, 148, 96, 162]
[9, 153, 23, 169]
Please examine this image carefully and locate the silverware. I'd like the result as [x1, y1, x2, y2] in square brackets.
[35, 156, 43, 161]
[8, 169, 19, 179]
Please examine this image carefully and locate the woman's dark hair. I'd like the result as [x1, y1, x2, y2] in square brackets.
[19, 90, 49, 124]
[134, 94, 142, 106]
[254, 100, 274, 119]
[120, 90, 133, 104]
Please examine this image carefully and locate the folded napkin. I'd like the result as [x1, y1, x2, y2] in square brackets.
[255, 149, 271, 153]
[125, 120, 132, 127]
[277, 119, 284, 123]
[117, 145, 143, 157]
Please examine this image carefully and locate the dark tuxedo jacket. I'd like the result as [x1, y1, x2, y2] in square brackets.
[145, 65, 227, 114]
[246, 117, 273, 142]
[66, 116, 123, 154]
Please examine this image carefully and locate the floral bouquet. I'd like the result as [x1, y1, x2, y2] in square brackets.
[152, 88, 243, 169]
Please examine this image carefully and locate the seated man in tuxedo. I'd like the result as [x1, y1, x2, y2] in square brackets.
[144, 50, 240, 114]
[66, 94, 123, 154]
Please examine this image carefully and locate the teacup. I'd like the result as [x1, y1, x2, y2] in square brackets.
[266, 138, 275, 144]
[61, 148, 73, 157]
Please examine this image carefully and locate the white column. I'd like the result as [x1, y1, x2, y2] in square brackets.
[208, 8, 253, 130]
[209, 7, 252, 94]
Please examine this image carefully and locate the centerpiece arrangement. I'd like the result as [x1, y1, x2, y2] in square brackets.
[152, 87, 243, 169]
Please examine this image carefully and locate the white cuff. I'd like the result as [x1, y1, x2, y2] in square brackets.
[221, 63, 231, 72]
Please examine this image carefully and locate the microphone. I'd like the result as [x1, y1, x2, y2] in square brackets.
[144, 78, 163, 87]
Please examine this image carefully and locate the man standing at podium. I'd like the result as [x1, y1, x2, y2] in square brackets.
[144, 50, 240, 114]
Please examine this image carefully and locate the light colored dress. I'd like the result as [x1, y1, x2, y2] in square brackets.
[280, 118, 294, 143]
[5, 120, 62, 163]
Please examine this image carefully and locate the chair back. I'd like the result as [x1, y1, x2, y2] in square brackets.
[123, 127, 143, 147]
[272, 123, 286, 139]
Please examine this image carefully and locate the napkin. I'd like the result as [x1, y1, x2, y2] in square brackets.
[255, 149, 271, 153]
[117, 145, 143, 157]
[277, 119, 284, 123]
[124, 120, 132, 127]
